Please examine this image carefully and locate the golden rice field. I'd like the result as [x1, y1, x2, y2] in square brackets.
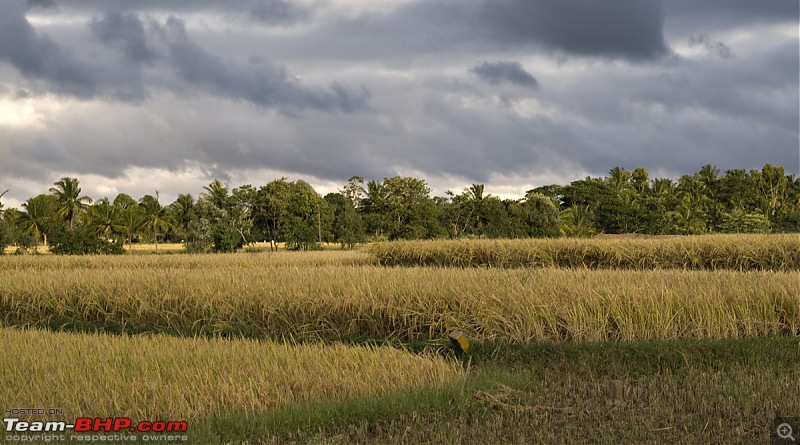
[370, 234, 800, 270]
[0, 327, 458, 421]
[1, 251, 798, 342]
[2, 236, 799, 443]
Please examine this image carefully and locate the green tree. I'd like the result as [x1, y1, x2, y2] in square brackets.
[607, 167, 633, 195]
[49, 177, 92, 230]
[326, 192, 366, 249]
[0, 195, 13, 255]
[718, 209, 771, 234]
[279, 180, 332, 250]
[255, 178, 292, 251]
[362, 176, 435, 240]
[202, 179, 230, 209]
[139, 193, 171, 252]
[18, 194, 58, 252]
[113, 193, 137, 209]
[560, 205, 596, 237]
[117, 204, 143, 252]
[752, 163, 788, 219]
[87, 198, 123, 241]
[0, 189, 7, 215]
[669, 194, 708, 235]
[519, 192, 561, 237]
[228, 185, 257, 248]
[168, 193, 195, 242]
[361, 179, 389, 239]
[189, 183, 255, 253]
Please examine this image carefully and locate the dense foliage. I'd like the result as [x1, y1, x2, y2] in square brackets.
[0, 163, 797, 253]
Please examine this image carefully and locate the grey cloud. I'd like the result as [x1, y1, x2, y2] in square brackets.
[14, 89, 32, 99]
[248, 0, 310, 25]
[664, 0, 798, 38]
[0, 0, 796, 204]
[89, 12, 160, 65]
[471, 61, 539, 89]
[475, 0, 669, 60]
[689, 34, 732, 59]
[379, 0, 668, 60]
[1, 8, 370, 113]
[35, 0, 312, 26]
[26, 0, 56, 10]
[270, 0, 670, 70]
[0, 2, 147, 100]
[0, 2, 100, 98]
[158, 16, 370, 114]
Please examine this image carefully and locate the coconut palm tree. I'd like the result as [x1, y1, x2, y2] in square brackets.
[117, 204, 143, 253]
[18, 195, 57, 252]
[560, 205, 596, 238]
[0, 189, 8, 215]
[49, 177, 92, 230]
[139, 192, 171, 253]
[88, 198, 123, 242]
[607, 167, 633, 194]
[202, 179, 229, 209]
[168, 193, 195, 237]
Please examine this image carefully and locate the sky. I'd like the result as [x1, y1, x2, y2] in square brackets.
[0, 0, 798, 208]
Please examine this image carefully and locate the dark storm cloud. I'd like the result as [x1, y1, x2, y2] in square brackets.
[663, 0, 798, 37]
[35, 0, 311, 26]
[156, 16, 370, 114]
[0, 0, 796, 206]
[471, 61, 539, 89]
[89, 12, 160, 65]
[1, 5, 369, 113]
[475, 0, 669, 60]
[0, 2, 100, 98]
[0, 2, 149, 100]
[313, 0, 669, 62]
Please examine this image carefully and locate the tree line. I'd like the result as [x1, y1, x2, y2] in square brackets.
[0, 163, 797, 254]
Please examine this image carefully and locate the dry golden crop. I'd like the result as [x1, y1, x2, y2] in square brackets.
[1, 254, 797, 342]
[369, 234, 800, 270]
[0, 327, 459, 421]
[0, 249, 370, 271]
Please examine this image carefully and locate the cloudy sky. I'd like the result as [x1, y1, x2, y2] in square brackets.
[0, 0, 797, 207]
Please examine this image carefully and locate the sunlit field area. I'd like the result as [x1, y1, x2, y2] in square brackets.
[1, 235, 799, 443]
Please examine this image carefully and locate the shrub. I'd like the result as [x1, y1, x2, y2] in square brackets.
[50, 230, 125, 255]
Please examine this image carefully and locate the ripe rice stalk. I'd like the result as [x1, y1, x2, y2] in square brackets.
[0, 327, 459, 421]
[369, 235, 800, 270]
[0, 258, 797, 342]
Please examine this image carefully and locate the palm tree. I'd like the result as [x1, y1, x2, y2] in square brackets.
[49, 177, 92, 230]
[88, 198, 123, 241]
[0, 189, 8, 215]
[168, 193, 195, 240]
[202, 179, 229, 209]
[651, 178, 675, 196]
[118, 204, 142, 253]
[113, 193, 137, 209]
[18, 195, 56, 252]
[608, 167, 633, 194]
[468, 184, 487, 237]
[560, 205, 596, 238]
[697, 164, 720, 194]
[139, 192, 171, 253]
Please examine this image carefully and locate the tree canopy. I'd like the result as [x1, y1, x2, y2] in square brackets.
[1, 163, 798, 254]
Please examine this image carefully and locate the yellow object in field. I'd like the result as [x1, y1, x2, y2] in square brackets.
[449, 330, 469, 353]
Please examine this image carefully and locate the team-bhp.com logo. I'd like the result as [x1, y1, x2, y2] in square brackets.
[4, 417, 188, 442]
